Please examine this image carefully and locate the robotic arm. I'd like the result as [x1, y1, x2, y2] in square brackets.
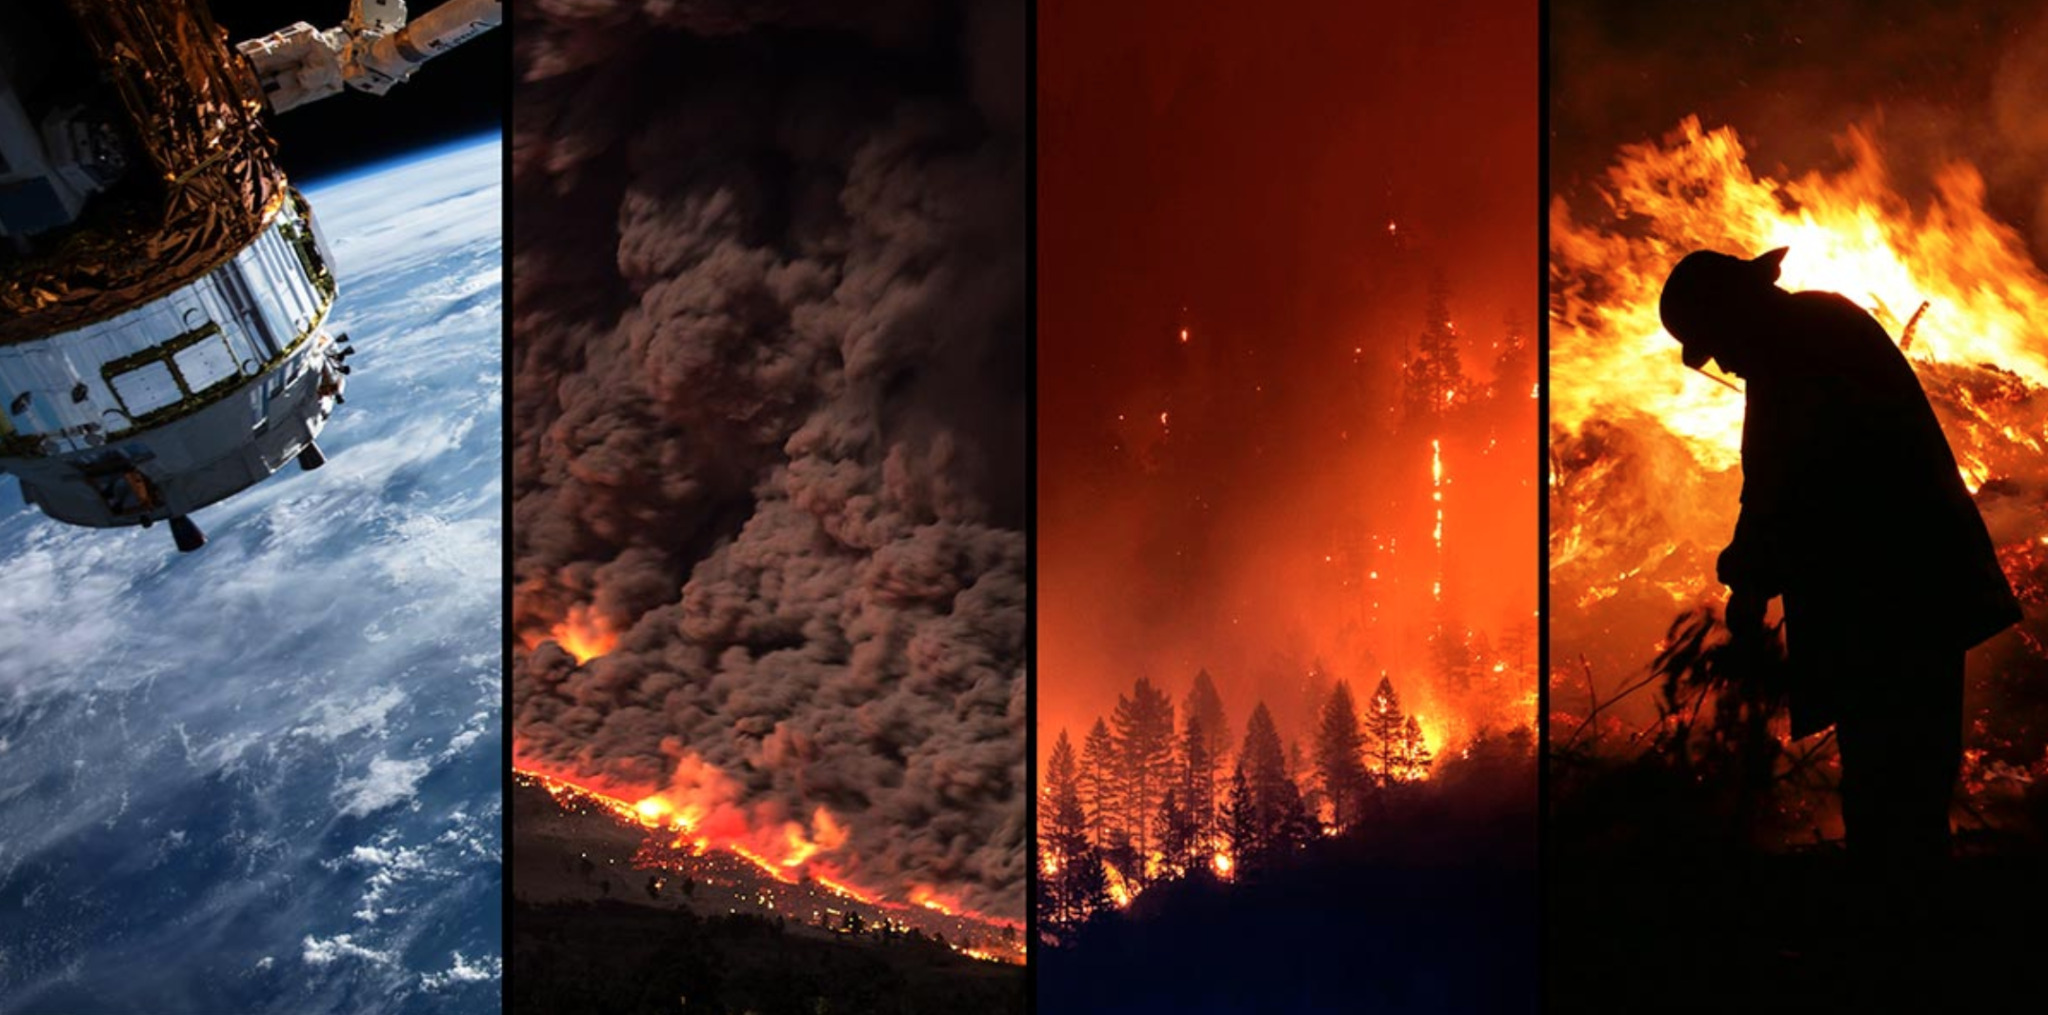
[235, 0, 502, 115]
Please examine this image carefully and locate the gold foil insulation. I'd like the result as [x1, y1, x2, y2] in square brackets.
[0, 0, 284, 346]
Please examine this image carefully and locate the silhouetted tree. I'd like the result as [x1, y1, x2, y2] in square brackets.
[1272, 771, 1318, 855]
[1186, 668, 1229, 772]
[1241, 702, 1304, 866]
[1367, 675, 1407, 785]
[1040, 730, 1094, 931]
[1315, 679, 1370, 832]
[1068, 842, 1113, 919]
[1223, 763, 1260, 872]
[1080, 719, 1119, 851]
[1399, 715, 1435, 781]
[1111, 677, 1177, 879]
[1431, 622, 1477, 695]
[1179, 712, 1215, 866]
[1156, 788, 1194, 881]
[1401, 274, 1470, 429]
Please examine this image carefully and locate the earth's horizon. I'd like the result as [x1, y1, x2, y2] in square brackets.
[0, 135, 504, 1015]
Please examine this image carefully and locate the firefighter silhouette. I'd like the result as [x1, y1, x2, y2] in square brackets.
[1659, 247, 2021, 863]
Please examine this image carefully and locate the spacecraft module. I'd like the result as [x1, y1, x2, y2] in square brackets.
[0, 0, 499, 551]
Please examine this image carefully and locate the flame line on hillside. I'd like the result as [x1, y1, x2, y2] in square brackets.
[513, 766, 1021, 934]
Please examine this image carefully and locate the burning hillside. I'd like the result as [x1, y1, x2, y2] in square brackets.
[513, 771, 1024, 965]
[1549, 116, 2048, 830]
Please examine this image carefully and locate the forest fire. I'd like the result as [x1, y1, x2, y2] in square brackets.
[910, 885, 962, 917]
[1550, 117, 2048, 802]
[516, 766, 847, 892]
[1033, 0, 1538, 1005]
[516, 767, 1024, 962]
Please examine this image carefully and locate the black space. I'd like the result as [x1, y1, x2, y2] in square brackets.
[204, 0, 506, 182]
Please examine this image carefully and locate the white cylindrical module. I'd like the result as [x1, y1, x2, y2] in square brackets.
[0, 191, 347, 528]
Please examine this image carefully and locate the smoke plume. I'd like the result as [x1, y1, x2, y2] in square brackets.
[509, 0, 1025, 918]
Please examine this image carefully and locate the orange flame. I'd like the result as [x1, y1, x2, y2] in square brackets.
[909, 884, 962, 917]
[516, 758, 847, 880]
[1554, 117, 2048, 482]
[520, 604, 620, 664]
[1103, 860, 1133, 908]
[514, 761, 1020, 935]
[1551, 116, 2048, 723]
[550, 605, 618, 664]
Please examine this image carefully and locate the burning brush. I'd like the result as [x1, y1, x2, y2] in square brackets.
[1645, 606, 1798, 836]
[1555, 605, 1844, 850]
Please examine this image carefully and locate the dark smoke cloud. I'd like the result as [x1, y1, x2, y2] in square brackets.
[509, 0, 1025, 917]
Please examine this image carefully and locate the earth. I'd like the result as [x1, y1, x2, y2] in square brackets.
[0, 137, 503, 1014]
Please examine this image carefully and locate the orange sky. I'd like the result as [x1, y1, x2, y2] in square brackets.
[1037, 0, 1539, 765]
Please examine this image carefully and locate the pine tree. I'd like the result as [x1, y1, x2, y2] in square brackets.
[1179, 712, 1215, 865]
[1111, 677, 1176, 879]
[1156, 788, 1193, 882]
[1223, 762, 1260, 873]
[1069, 842, 1113, 919]
[1186, 669, 1229, 773]
[1401, 715, 1435, 782]
[1401, 274, 1470, 430]
[1314, 680, 1369, 832]
[1271, 771, 1317, 858]
[1041, 730, 1093, 930]
[1239, 702, 1294, 859]
[1367, 675, 1407, 786]
[1081, 719, 1119, 852]
[1431, 623, 1476, 695]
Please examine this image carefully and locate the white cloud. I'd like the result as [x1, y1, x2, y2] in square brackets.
[301, 934, 393, 967]
[295, 687, 408, 742]
[336, 839, 434, 924]
[419, 951, 499, 991]
[335, 757, 431, 817]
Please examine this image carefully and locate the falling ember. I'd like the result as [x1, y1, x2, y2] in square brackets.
[1180, 327, 1190, 343]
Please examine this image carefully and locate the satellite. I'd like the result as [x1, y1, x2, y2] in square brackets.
[0, 1, 499, 552]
